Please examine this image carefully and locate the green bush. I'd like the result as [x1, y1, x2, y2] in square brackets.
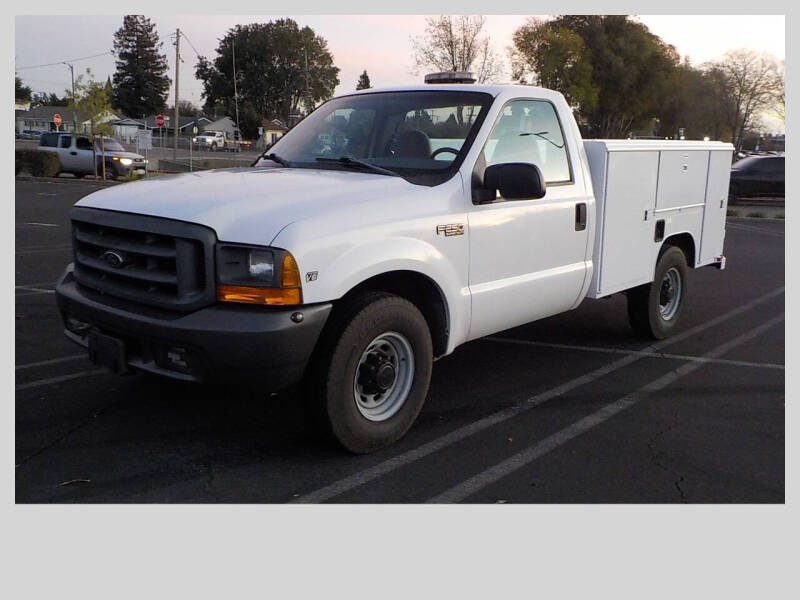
[776, 213, 785, 220]
[746, 211, 766, 218]
[726, 208, 739, 217]
[15, 149, 60, 177]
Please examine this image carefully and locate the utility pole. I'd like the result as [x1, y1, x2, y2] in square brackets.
[304, 46, 311, 116]
[63, 62, 75, 132]
[173, 28, 180, 160]
[232, 38, 240, 150]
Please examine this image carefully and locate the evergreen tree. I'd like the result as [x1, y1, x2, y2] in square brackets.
[356, 70, 371, 90]
[15, 75, 31, 103]
[111, 15, 171, 117]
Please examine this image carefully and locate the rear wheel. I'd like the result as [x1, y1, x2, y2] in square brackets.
[211, 142, 218, 152]
[627, 246, 689, 340]
[304, 292, 433, 453]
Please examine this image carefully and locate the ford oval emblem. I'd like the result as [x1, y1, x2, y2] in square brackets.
[101, 250, 125, 268]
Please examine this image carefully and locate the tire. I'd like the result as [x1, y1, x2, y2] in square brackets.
[211, 142, 218, 152]
[304, 292, 433, 454]
[627, 246, 689, 340]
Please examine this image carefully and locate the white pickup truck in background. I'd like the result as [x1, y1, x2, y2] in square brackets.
[192, 129, 252, 152]
[56, 74, 731, 453]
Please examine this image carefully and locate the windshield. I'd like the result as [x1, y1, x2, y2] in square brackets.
[97, 139, 126, 152]
[262, 90, 493, 185]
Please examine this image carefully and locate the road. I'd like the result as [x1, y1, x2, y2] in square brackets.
[15, 178, 784, 503]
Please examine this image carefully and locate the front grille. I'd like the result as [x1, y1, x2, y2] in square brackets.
[71, 207, 217, 311]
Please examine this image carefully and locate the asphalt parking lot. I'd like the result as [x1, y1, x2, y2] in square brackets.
[14, 178, 785, 503]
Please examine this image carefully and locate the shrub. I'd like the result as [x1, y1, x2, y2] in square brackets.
[15, 149, 60, 177]
[746, 211, 766, 218]
[776, 213, 785, 220]
[726, 208, 739, 217]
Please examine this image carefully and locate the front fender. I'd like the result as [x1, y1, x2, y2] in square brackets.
[276, 228, 471, 354]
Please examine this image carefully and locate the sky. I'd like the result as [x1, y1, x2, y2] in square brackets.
[14, 14, 785, 128]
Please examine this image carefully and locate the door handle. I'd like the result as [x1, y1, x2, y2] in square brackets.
[70, 151, 77, 155]
[575, 202, 587, 231]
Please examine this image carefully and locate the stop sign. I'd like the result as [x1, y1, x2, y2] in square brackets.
[155, 114, 164, 128]
[53, 113, 62, 128]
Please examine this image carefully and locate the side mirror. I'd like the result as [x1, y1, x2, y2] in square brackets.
[482, 162, 546, 201]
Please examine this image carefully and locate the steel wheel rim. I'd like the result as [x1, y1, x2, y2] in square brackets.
[659, 267, 682, 321]
[353, 331, 415, 422]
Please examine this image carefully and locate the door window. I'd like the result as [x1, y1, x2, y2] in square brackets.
[75, 137, 92, 151]
[484, 100, 572, 184]
[59, 136, 72, 148]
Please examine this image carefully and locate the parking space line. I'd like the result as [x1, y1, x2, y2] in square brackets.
[16, 355, 87, 370]
[291, 286, 784, 503]
[15, 281, 57, 289]
[427, 314, 784, 503]
[15, 286, 55, 295]
[726, 222, 785, 237]
[16, 245, 73, 255]
[483, 338, 784, 370]
[15, 370, 106, 391]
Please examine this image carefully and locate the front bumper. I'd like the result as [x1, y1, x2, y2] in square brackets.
[55, 266, 332, 389]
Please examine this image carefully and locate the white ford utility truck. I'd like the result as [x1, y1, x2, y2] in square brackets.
[56, 76, 731, 453]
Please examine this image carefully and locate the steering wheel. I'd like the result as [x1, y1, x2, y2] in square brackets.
[431, 147, 459, 159]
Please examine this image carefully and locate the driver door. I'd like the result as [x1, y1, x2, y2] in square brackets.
[467, 99, 591, 340]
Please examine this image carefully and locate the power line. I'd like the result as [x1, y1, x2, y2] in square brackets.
[180, 31, 202, 60]
[16, 51, 112, 71]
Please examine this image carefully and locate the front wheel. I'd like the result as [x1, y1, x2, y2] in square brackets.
[305, 292, 433, 453]
[627, 246, 689, 340]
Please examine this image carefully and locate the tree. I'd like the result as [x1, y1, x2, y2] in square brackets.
[15, 75, 31, 103]
[69, 69, 114, 136]
[356, 70, 371, 90]
[39, 92, 69, 107]
[705, 50, 783, 151]
[196, 19, 339, 138]
[411, 15, 502, 83]
[652, 60, 730, 140]
[111, 15, 171, 117]
[510, 18, 597, 113]
[774, 60, 785, 122]
[172, 99, 201, 117]
[511, 16, 679, 137]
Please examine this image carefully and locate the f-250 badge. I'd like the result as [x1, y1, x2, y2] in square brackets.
[436, 223, 465, 237]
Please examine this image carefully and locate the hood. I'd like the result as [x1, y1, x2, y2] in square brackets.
[105, 151, 145, 160]
[75, 167, 420, 245]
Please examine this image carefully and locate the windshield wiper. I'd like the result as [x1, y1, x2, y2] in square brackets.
[315, 156, 400, 177]
[263, 153, 291, 167]
[520, 131, 565, 149]
[250, 151, 291, 168]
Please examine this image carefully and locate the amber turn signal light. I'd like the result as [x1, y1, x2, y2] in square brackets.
[217, 251, 303, 306]
[217, 285, 301, 306]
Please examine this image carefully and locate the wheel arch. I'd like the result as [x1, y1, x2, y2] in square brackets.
[659, 232, 696, 268]
[331, 270, 451, 359]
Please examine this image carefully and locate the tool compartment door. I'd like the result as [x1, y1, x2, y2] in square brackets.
[597, 151, 659, 295]
[699, 150, 732, 264]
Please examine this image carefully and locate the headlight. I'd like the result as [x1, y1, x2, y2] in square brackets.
[119, 158, 133, 166]
[216, 244, 302, 306]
